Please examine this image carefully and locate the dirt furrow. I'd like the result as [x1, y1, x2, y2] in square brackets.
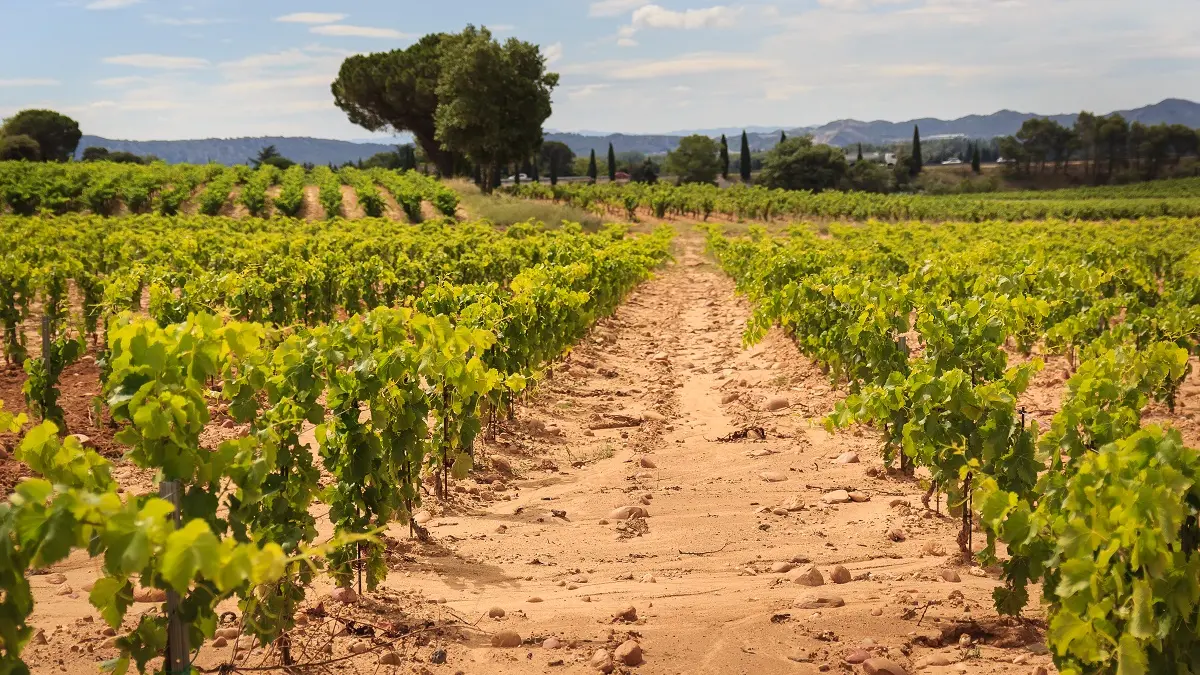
[365, 227, 1055, 674]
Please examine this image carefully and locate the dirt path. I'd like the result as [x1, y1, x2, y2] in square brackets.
[18, 227, 1055, 675]
[365, 227, 1053, 674]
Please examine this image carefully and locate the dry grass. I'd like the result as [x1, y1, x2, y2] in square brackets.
[448, 180, 603, 230]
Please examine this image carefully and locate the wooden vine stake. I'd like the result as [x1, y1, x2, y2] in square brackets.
[897, 335, 912, 475]
[41, 314, 50, 370]
[160, 480, 191, 674]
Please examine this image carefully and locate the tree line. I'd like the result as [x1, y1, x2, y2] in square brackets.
[997, 113, 1200, 180]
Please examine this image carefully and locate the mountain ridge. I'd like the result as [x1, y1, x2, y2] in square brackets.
[76, 98, 1200, 165]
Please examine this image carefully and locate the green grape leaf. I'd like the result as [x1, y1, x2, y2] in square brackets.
[89, 576, 132, 629]
[1116, 634, 1148, 675]
[160, 519, 220, 593]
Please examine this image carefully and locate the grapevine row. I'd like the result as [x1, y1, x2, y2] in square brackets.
[0, 161, 453, 220]
[508, 181, 1200, 223]
[0, 217, 672, 673]
[708, 217, 1200, 674]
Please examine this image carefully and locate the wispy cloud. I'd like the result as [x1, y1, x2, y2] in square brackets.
[631, 5, 741, 29]
[145, 15, 229, 26]
[610, 55, 773, 79]
[219, 75, 334, 94]
[818, 0, 914, 9]
[545, 43, 564, 66]
[309, 24, 411, 39]
[877, 62, 995, 78]
[616, 25, 639, 46]
[0, 79, 61, 87]
[119, 100, 185, 111]
[85, 0, 143, 9]
[611, 4, 740, 46]
[275, 12, 347, 24]
[94, 76, 151, 87]
[588, 0, 652, 17]
[103, 54, 211, 69]
[220, 49, 320, 71]
[567, 84, 612, 100]
[563, 54, 777, 80]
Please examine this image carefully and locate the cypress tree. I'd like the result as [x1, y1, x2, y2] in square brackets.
[910, 125, 923, 176]
[529, 156, 539, 182]
[607, 142, 616, 181]
[739, 130, 752, 183]
[856, 143, 863, 162]
[719, 134, 730, 179]
[971, 143, 982, 174]
[779, 130, 787, 144]
[473, 163, 482, 186]
[550, 154, 558, 186]
[587, 149, 598, 183]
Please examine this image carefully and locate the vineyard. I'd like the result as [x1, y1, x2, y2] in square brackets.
[506, 180, 1200, 222]
[0, 161, 460, 221]
[0, 209, 672, 674]
[2, 164, 1200, 675]
[708, 217, 1200, 675]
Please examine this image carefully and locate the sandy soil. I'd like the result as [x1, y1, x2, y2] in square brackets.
[341, 185, 367, 220]
[298, 185, 324, 221]
[379, 189, 409, 222]
[11, 226, 1077, 675]
[265, 185, 283, 217]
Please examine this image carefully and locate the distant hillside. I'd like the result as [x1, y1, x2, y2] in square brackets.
[75, 98, 1200, 164]
[570, 98, 1200, 154]
[75, 136, 398, 166]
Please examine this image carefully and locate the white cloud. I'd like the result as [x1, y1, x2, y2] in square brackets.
[64, 45, 360, 140]
[817, 0, 914, 10]
[94, 76, 151, 87]
[145, 15, 229, 26]
[85, 0, 142, 9]
[631, 4, 741, 29]
[544, 43, 564, 66]
[763, 83, 814, 101]
[103, 54, 210, 69]
[309, 24, 411, 39]
[219, 75, 335, 94]
[588, 0, 651, 17]
[0, 79, 60, 87]
[612, 55, 774, 79]
[567, 84, 612, 100]
[877, 63, 995, 78]
[275, 12, 347, 24]
[220, 49, 320, 71]
[563, 54, 776, 80]
[119, 100, 185, 111]
[618, 38, 638, 47]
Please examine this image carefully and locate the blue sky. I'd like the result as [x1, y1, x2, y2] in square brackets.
[1, 0, 1198, 140]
